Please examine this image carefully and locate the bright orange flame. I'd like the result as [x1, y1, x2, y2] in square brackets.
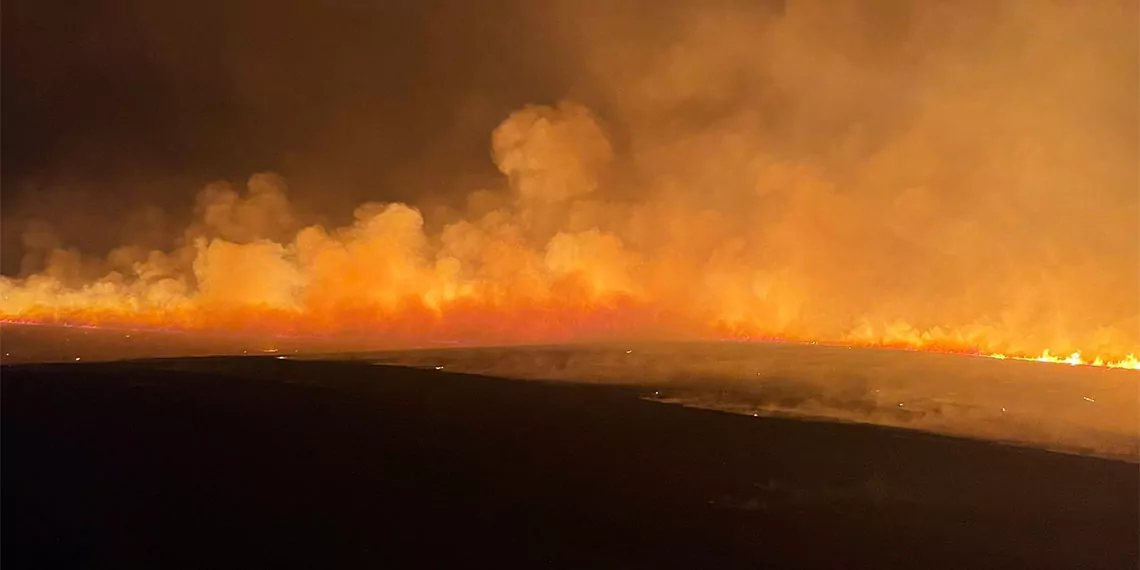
[2, 295, 1137, 370]
[986, 350, 1140, 371]
[718, 320, 1140, 371]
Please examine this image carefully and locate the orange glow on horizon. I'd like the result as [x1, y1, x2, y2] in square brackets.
[3, 298, 1137, 371]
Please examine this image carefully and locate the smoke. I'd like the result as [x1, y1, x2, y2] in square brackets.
[2, 0, 1137, 360]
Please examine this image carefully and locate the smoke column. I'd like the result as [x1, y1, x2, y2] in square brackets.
[2, 0, 1137, 365]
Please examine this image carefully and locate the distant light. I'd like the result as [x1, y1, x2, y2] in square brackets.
[625, 349, 633, 354]
[1001, 407, 1007, 412]
[434, 365, 444, 370]
[124, 334, 131, 339]
[1083, 396, 1096, 403]
[897, 403, 904, 407]
[276, 356, 287, 360]
[75, 357, 81, 361]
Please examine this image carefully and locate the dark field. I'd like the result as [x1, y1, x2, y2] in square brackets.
[3, 356, 1137, 568]
[5, 324, 1138, 460]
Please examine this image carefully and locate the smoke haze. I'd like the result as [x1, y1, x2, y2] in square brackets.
[3, 0, 1138, 361]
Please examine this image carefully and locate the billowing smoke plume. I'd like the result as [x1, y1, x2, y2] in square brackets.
[2, 0, 1137, 361]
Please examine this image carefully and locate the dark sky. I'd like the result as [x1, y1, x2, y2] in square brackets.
[2, 0, 597, 270]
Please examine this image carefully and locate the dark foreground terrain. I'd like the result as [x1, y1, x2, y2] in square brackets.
[3, 357, 1137, 568]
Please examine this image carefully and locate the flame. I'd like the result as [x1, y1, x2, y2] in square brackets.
[986, 350, 1140, 371]
[2, 300, 1137, 370]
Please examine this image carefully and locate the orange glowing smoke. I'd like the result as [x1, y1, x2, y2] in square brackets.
[2, 100, 1138, 370]
[4, 222, 1136, 368]
[2, 264, 1138, 370]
